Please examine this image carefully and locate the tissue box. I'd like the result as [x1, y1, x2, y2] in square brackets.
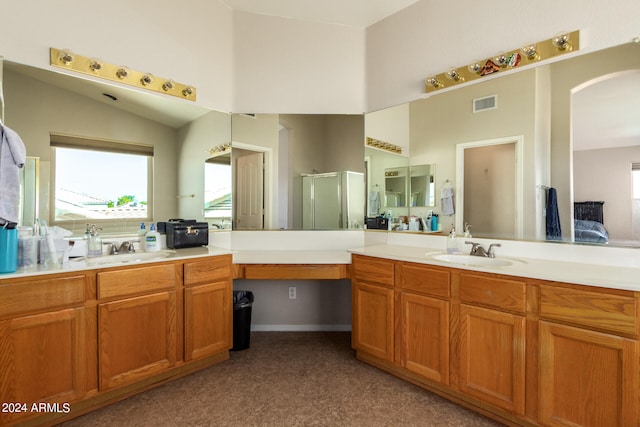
[166, 222, 209, 249]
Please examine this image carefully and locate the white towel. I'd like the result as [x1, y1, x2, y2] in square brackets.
[368, 191, 380, 215]
[441, 187, 455, 216]
[0, 124, 27, 225]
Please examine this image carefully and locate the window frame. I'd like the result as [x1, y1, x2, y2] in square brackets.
[50, 133, 154, 229]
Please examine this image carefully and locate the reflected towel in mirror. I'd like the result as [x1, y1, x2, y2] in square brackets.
[0, 123, 27, 225]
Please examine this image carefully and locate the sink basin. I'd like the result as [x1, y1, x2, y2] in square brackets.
[429, 253, 514, 267]
[73, 250, 174, 266]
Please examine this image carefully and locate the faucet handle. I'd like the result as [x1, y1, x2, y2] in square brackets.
[465, 241, 481, 255]
[487, 243, 501, 258]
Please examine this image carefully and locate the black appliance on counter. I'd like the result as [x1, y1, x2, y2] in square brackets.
[365, 217, 389, 230]
[161, 219, 209, 249]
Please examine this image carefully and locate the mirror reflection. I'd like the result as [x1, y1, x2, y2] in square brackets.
[364, 41, 640, 248]
[204, 153, 232, 229]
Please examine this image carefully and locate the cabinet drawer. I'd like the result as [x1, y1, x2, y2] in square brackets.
[459, 273, 526, 314]
[399, 263, 450, 298]
[539, 284, 637, 336]
[352, 255, 394, 287]
[98, 264, 176, 299]
[0, 275, 86, 317]
[184, 255, 232, 286]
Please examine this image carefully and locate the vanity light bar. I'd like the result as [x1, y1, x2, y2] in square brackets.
[425, 30, 580, 93]
[366, 137, 403, 154]
[49, 48, 196, 101]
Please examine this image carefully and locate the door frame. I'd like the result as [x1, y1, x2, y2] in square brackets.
[232, 142, 272, 229]
[455, 135, 524, 239]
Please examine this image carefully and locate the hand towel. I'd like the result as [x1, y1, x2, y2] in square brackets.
[441, 187, 455, 216]
[368, 190, 380, 215]
[545, 187, 562, 240]
[0, 124, 27, 225]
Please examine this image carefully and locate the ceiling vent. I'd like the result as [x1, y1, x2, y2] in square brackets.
[473, 95, 497, 113]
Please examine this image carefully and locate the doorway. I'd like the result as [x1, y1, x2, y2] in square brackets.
[456, 136, 523, 239]
[234, 148, 264, 229]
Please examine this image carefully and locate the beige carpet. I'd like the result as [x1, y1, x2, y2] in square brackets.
[60, 332, 503, 426]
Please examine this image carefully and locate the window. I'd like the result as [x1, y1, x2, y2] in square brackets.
[51, 134, 153, 224]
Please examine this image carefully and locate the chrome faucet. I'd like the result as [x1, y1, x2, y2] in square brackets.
[109, 241, 136, 255]
[465, 241, 501, 258]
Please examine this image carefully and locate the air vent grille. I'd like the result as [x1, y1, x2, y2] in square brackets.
[473, 95, 497, 113]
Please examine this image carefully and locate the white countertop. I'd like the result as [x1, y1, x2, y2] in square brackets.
[349, 244, 640, 292]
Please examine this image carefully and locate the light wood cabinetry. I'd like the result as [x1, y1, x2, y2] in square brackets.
[536, 284, 639, 426]
[453, 273, 526, 415]
[351, 255, 395, 362]
[184, 255, 233, 361]
[0, 274, 88, 425]
[351, 254, 640, 426]
[396, 263, 450, 384]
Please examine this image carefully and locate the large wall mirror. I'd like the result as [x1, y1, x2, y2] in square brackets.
[3, 60, 230, 234]
[365, 41, 640, 247]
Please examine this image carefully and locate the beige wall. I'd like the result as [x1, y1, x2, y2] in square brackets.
[409, 69, 537, 237]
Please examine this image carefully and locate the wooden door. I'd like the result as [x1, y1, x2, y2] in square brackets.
[352, 281, 394, 362]
[538, 321, 639, 426]
[235, 151, 264, 229]
[98, 291, 176, 390]
[0, 307, 85, 425]
[457, 304, 526, 415]
[184, 281, 232, 361]
[399, 292, 449, 384]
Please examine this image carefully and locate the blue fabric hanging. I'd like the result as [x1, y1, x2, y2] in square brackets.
[546, 187, 562, 240]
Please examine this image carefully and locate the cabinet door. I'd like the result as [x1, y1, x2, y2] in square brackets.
[457, 304, 526, 415]
[399, 292, 449, 384]
[0, 307, 85, 425]
[184, 281, 232, 361]
[352, 281, 394, 361]
[98, 291, 176, 390]
[539, 321, 639, 426]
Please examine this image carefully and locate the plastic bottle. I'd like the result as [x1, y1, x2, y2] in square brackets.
[138, 222, 146, 251]
[431, 214, 439, 231]
[145, 223, 161, 252]
[446, 228, 460, 254]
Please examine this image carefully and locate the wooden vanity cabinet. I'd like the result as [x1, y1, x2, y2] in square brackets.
[396, 262, 450, 384]
[97, 264, 178, 390]
[0, 274, 88, 426]
[183, 255, 233, 361]
[351, 254, 395, 362]
[452, 272, 527, 415]
[536, 283, 639, 426]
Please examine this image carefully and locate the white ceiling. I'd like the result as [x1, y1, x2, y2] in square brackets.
[219, 0, 419, 27]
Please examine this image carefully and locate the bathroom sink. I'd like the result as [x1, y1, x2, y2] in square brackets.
[73, 250, 174, 266]
[429, 253, 514, 267]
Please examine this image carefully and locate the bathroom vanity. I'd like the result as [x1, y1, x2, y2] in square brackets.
[350, 247, 639, 427]
[0, 251, 233, 426]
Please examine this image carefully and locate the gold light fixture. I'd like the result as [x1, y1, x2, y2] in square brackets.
[50, 47, 197, 101]
[208, 143, 231, 156]
[366, 137, 403, 155]
[424, 30, 579, 93]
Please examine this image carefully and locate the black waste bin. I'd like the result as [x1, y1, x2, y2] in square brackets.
[232, 290, 254, 351]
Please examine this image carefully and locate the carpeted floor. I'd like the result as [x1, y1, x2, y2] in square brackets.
[60, 332, 503, 426]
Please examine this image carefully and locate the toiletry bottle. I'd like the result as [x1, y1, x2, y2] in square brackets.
[431, 214, 438, 231]
[464, 223, 472, 238]
[446, 228, 460, 254]
[87, 225, 103, 257]
[145, 223, 161, 252]
[138, 222, 146, 251]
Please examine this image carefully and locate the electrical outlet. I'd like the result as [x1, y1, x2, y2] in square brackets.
[288, 286, 296, 300]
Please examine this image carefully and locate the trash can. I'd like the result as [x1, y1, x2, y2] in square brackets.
[232, 290, 254, 351]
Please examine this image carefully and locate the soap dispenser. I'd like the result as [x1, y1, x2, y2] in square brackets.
[446, 228, 461, 254]
[87, 225, 103, 257]
[138, 222, 147, 251]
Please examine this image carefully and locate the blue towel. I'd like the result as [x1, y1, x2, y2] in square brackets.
[546, 187, 562, 240]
